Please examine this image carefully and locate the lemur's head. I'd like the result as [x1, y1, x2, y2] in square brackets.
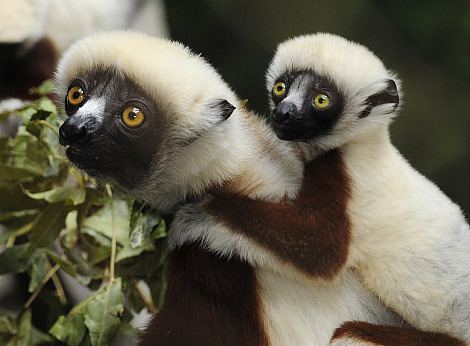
[55, 31, 243, 211]
[266, 33, 401, 150]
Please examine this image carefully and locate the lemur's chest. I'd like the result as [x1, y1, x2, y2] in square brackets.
[257, 268, 401, 346]
[139, 244, 400, 346]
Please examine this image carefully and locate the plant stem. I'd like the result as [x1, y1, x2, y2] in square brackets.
[24, 263, 60, 309]
[51, 271, 67, 305]
[133, 280, 156, 314]
[36, 120, 59, 133]
[106, 184, 117, 282]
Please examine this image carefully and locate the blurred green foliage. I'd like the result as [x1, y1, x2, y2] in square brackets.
[0, 83, 168, 345]
[164, 0, 469, 215]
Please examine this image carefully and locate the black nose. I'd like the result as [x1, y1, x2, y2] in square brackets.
[59, 118, 88, 146]
[273, 102, 297, 124]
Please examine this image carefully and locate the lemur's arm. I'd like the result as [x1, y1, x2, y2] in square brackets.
[202, 149, 352, 280]
[329, 321, 466, 346]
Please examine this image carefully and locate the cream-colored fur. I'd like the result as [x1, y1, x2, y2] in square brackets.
[344, 127, 470, 338]
[273, 34, 470, 339]
[56, 32, 402, 345]
[177, 33, 470, 341]
[0, 0, 167, 48]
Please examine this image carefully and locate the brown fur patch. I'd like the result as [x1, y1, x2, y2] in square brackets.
[331, 321, 466, 346]
[138, 243, 269, 346]
[0, 37, 57, 100]
[204, 149, 351, 280]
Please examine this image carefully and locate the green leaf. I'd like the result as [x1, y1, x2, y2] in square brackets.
[28, 203, 69, 252]
[119, 322, 139, 338]
[81, 199, 154, 262]
[84, 278, 124, 346]
[29, 80, 54, 96]
[50, 313, 87, 346]
[0, 244, 31, 274]
[25, 122, 41, 137]
[117, 240, 169, 278]
[28, 250, 49, 292]
[14, 310, 34, 346]
[25, 186, 86, 206]
[152, 218, 167, 241]
[0, 165, 36, 181]
[4, 310, 53, 346]
[45, 250, 77, 277]
[0, 310, 17, 335]
[61, 210, 79, 249]
[129, 202, 162, 248]
[51, 279, 125, 346]
[0, 209, 38, 222]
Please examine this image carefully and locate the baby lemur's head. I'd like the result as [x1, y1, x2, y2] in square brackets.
[266, 33, 401, 151]
[55, 31, 247, 211]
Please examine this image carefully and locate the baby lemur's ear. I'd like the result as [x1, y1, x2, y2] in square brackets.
[208, 99, 236, 120]
[359, 79, 399, 118]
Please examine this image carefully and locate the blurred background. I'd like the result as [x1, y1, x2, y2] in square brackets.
[165, 0, 470, 216]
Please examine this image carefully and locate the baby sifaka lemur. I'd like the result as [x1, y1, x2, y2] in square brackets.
[172, 33, 470, 343]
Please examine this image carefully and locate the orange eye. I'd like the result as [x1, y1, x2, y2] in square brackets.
[122, 106, 145, 128]
[66, 86, 85, 107]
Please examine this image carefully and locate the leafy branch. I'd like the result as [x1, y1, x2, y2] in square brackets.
[0, 81, 168, 345]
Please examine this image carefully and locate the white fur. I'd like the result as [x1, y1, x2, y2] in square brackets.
[329, 339, 376, 346]
[55, 32, 248, 212]
[282, 75, 311, 110]
[267, 33, 402, 154]
[0, 0, 168, 50]
[272, 34, 470, 340]
[0, 0, 44, 43]
[73, 97, 106, 127]
[343, 128, 470, 339]
[173, 33, 470, 342]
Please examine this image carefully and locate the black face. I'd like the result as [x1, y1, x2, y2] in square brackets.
[58, 69, 162, 190]
[270, 70, 344, 141]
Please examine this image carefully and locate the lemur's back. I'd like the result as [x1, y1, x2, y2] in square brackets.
[343, 127, 470, 338]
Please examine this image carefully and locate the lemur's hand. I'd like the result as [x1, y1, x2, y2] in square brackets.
[168, 195, 216, 249]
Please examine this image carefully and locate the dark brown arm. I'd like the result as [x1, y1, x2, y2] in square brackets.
[330, 321, 466, 346]
[204, 149, 352, 280]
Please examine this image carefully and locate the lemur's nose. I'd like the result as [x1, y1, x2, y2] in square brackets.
[59, 117, 88, 146]
[273, 102, 297, 124]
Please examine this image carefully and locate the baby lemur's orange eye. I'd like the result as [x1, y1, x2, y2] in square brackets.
[122, 106, 145, 128]
[66, 86, 85, 107]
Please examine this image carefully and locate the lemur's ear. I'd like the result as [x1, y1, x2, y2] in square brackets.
[209, 99, 236, 120]
[359, 79, 399, 118]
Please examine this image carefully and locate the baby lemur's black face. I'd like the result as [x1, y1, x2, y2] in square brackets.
[270, 70, 344, 141]
[58, 69, 162, 190]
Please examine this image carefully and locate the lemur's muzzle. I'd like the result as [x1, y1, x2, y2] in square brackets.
[272, 102, 298, 124]
[59, 117, 91, 147]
